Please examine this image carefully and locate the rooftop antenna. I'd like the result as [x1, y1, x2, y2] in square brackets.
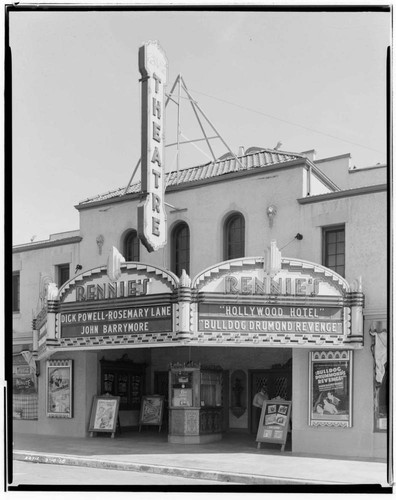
[176, 74, 182, 177]
[123, 74, 244, 195]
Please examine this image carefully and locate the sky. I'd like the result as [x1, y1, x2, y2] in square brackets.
[9, 6, 391, 245]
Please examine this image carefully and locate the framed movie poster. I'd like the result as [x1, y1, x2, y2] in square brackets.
[13, 365, 37, 395]
[139, 395, 164, 432]
[46, 359, 72, 418]
[88, 395, 120, 437]
[256, 399, 292, 451]
[309, 350, 353, 428]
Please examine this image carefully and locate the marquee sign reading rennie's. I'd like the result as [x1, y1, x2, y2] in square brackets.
[191, 242, 364, 348]
[74, 279, 150, 301]
[55, 263, 178, 347]
[35, 244, 363, 356]
[224, 276, 320, 296]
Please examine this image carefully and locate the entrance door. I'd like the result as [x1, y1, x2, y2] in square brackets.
[154, 371, 169, 431]
[249, 367, 292, 433]
[222, 370, 229, 432]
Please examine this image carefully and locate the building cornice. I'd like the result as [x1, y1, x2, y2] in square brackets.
[363, 308, 388, 319]
[297, 184, 387, 204]
[13, 236, 82, 254]
[349, 165, 386, 174]
[315, 153, 351, 163]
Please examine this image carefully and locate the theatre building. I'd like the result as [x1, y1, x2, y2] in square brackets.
[12, 146, 388, 459]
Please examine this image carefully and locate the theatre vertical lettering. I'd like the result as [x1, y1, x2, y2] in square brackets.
[138, 41, 168, 252]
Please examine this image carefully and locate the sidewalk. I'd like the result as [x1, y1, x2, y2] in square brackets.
[11, 430, 390, 488]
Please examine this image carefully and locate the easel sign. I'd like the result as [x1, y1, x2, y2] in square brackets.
[256, 400, 292, 452]
[88, 395, 120, 438]
[139, 395, 164, 432]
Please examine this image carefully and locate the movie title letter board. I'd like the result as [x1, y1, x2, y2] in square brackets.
[256, 400, 292, 451]
[139, 395, 164, 432]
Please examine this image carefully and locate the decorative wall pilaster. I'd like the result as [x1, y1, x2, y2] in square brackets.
[178, 269, 191, 341]
[32, 317, 38, 353]
[345, 277, 364, 346]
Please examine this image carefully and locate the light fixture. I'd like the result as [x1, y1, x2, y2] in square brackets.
[266, 205, 277, 228]
[75, 264, 83, 274]
[96, 235, 104, 255]
[280, 233, 303, 251]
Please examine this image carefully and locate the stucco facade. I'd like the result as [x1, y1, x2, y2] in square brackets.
[12, 147, 388, 459]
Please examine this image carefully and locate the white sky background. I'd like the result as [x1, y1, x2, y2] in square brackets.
[10, 8, 390, 245]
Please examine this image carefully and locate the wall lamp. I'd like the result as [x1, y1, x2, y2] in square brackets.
[266, 205, 277, 228]
[75, 264, 83, 274]
[280, 233, 303, 251]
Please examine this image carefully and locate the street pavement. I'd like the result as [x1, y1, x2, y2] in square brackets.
[10, 430, 391, 491]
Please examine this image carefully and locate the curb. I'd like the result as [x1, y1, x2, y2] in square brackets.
[13, 451, 343, 485]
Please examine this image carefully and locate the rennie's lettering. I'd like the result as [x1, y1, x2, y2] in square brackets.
[224, 276, 319, 296]
[75, 279, 150, 301]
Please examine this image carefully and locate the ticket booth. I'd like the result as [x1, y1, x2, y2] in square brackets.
[168, 362, 223, 444]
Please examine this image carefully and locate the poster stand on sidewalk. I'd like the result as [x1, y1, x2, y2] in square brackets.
[88, 395, 120, 438]
[139, 395, 164, 432]
[256, 400, 292, 452]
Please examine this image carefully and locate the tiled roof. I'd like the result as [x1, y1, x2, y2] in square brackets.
[78, 148, 304, 206]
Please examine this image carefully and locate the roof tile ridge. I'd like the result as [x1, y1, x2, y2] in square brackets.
[244, 147, 304, 158]
[265, 148, 304, 158]
[79, 180, 142, 204]
[80, 147, 305, 205]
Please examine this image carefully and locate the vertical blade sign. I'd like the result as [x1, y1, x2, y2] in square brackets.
[137, 41, 168, 252]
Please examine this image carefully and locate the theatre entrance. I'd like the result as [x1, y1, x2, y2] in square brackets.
[249, 359, 292, 433]
[154, 371, 169, 431]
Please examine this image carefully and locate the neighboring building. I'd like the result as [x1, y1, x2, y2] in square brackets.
[12, 230, 82, 422]
[12, 146, 388, 459]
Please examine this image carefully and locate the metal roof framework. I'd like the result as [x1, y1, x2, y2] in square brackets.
[123, 74, 244, 197]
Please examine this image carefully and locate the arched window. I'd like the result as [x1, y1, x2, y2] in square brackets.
[123, 230, 140, 262]
[172, 222, 190, 277]
[224, 213, 245, 260]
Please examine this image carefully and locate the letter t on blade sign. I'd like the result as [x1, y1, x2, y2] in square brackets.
[137, 41, 168, 253]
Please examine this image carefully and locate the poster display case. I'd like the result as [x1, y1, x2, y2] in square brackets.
[46, 359, 72, 418]
[309, 350, 353, 428]
[139, 395, 165, 432]
[168, 362, 223, 444]
[88, 395, 120, 438]
[256, 400, 292, 451]
[13, 358, 38, 420]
